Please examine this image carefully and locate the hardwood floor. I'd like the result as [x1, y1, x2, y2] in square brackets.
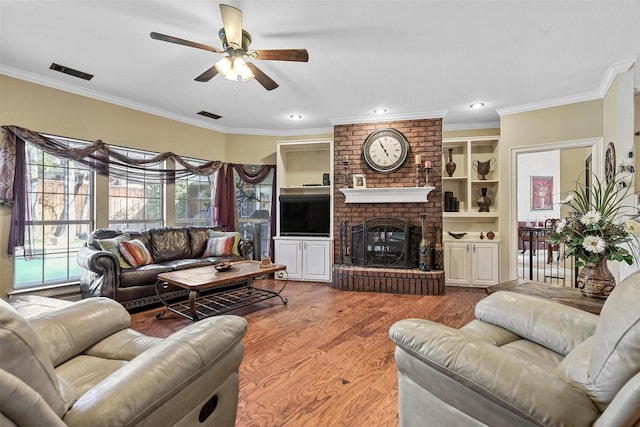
[130, 279, 485, 426]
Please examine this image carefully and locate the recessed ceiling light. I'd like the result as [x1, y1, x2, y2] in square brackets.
[373, 108, 388, 114]
[469, 103, 486, 110]
[289, 114, 303, 120]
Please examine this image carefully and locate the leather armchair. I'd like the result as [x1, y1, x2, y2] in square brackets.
[389, 272, 640, 427]
[0, 296, 248, 426]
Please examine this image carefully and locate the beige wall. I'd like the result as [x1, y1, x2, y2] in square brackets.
[0, 75, 328, 298]
[499, 99, 604, 281]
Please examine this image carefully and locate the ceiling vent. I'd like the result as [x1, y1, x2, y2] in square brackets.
[49, 63, 94, 81]
[197, 111, 222, 120]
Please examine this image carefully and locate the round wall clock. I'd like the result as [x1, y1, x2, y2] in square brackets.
[605, 142, 616, 183]
[361, 128, 410, 173]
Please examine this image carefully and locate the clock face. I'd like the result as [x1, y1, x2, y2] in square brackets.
[362, 129, 409, 173]
[605, 142, 616, 184]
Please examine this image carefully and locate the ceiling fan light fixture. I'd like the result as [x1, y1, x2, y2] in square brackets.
[215, 55, 254, 82]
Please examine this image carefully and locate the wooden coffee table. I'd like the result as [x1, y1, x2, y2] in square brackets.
[486, 279, 605, 315]
[156, 260, 288, 321]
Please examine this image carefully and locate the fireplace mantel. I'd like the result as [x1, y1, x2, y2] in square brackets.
[339, 187, 435, 203]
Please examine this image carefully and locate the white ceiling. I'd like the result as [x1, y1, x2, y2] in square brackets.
[1, 1, 639, 136]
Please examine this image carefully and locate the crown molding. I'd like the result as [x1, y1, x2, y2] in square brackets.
[443, 121, 500, 131]
[0, 65, 335, 137]
[497, 59, 636, 117]
[330, 110, 448, 126]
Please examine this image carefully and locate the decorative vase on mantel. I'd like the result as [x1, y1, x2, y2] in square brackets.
[445, 148, 456, 177]
[418, 214, 432, 271]
[577, 256, 616, 299]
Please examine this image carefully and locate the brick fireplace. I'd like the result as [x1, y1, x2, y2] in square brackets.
[332, 118, 444, 295]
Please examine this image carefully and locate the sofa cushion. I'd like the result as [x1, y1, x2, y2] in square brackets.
[207, 230, 241, 256]
[188, 227, 215, 258]
[120, 264, 173, 288]
[587, 271, 640, 409]
[119, 239, 153, 268]
[203, 236, 236, 257]
[0, 299, 67, 417]
[95, 234, 131, 269]
[149, 228, 191, 262]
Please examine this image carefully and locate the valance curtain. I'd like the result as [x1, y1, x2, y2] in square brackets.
[0, 125, 224, 256]
[215, 163, 277, 258]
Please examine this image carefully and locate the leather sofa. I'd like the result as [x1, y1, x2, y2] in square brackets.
[389, 272, 640, 427]
[0, 296, 248, 426]
[77, 226, 253, 310]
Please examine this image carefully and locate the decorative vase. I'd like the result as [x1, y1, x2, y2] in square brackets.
[432, 225, 444, 270]
[476, 187, 492, 212]
[418, 214, 431, 271]
[577, 256, 616, 299]
[472, 158, 496, 180]
[445, 148, 456, 177]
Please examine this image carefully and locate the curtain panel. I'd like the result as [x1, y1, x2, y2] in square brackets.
[0, 125, 225, 255]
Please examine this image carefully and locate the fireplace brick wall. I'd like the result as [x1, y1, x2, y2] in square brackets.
[333, 118, 443, 264]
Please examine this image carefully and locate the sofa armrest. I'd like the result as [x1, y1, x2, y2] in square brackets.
[0, 369, 67, 427]
[390, 319, 600, 426]
[239, 239, 254, 259]
[28, 298, 130, 367]
[76, 245, 121, 300]
[475, 291, 599, 355]
[62, 315, 248, 427]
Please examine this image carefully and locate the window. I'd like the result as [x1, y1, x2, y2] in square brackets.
[108, 147, 164, 230]
[235, 166, 273, 259]
[175, 160, 217, 227]
[14, 139, 93, 288]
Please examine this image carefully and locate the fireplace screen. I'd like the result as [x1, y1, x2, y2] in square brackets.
[349, 218, 420, 269]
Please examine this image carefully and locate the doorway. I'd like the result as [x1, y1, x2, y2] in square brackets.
[510, 138, 603, 285]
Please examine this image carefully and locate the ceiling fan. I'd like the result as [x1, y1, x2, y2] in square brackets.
[150, 3, 309, 91]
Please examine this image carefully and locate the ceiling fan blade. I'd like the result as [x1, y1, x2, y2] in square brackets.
[194, 65, 220, 82]
[150, 32, 221, 53]
[253, 49, 309, 62]
[246, 62, 279, 91]
[220, 4, 243, 49]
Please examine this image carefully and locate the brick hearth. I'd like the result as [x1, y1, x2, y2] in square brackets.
[332, 266, 445, 295]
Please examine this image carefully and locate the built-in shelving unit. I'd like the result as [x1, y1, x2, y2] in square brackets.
[274, 139, 334, 282]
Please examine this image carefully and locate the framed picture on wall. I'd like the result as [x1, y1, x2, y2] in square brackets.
[531, 176, 553, 210]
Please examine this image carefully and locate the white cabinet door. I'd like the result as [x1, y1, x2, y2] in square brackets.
[472, 242, 500, 286]
[444, 242, 471, 285]
[302, 240, 331, 281]
[274, 239, 302, 280]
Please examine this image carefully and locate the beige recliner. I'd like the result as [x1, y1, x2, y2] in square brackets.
[0, 296, 248, 426]
[390, 271, 640, 427]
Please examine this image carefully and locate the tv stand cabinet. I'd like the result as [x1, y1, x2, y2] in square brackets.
[274, 237, 332, 282]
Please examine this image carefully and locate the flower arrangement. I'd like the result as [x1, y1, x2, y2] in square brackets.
[549, 174, 640, 267]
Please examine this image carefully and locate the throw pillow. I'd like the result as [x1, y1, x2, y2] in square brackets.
[207, 230, 241, 256]
[118, 239, 153, 268]
[96, 234, 131, 269]
[203, 236, 236, 257]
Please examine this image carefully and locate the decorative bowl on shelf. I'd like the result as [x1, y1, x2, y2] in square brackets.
[214, 261, 232, 272]
[447, 231, 467, 240]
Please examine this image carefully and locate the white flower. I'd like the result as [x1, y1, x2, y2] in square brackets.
[555, 218, 567, 233]
[580, 210, 601, 226]
[626, 219, 640, 236]
[559, 194, 575, 204]
[582, 235, 606, 253]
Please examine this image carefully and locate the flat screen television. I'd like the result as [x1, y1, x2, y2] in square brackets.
[279, 194, 330, 237]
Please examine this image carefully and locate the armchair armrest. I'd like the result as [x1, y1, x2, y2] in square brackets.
[390, 319, 600, 426]
[76, 245, 120, 300]
[62, 315, 248, 427]
[475, 291, 599, 355]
